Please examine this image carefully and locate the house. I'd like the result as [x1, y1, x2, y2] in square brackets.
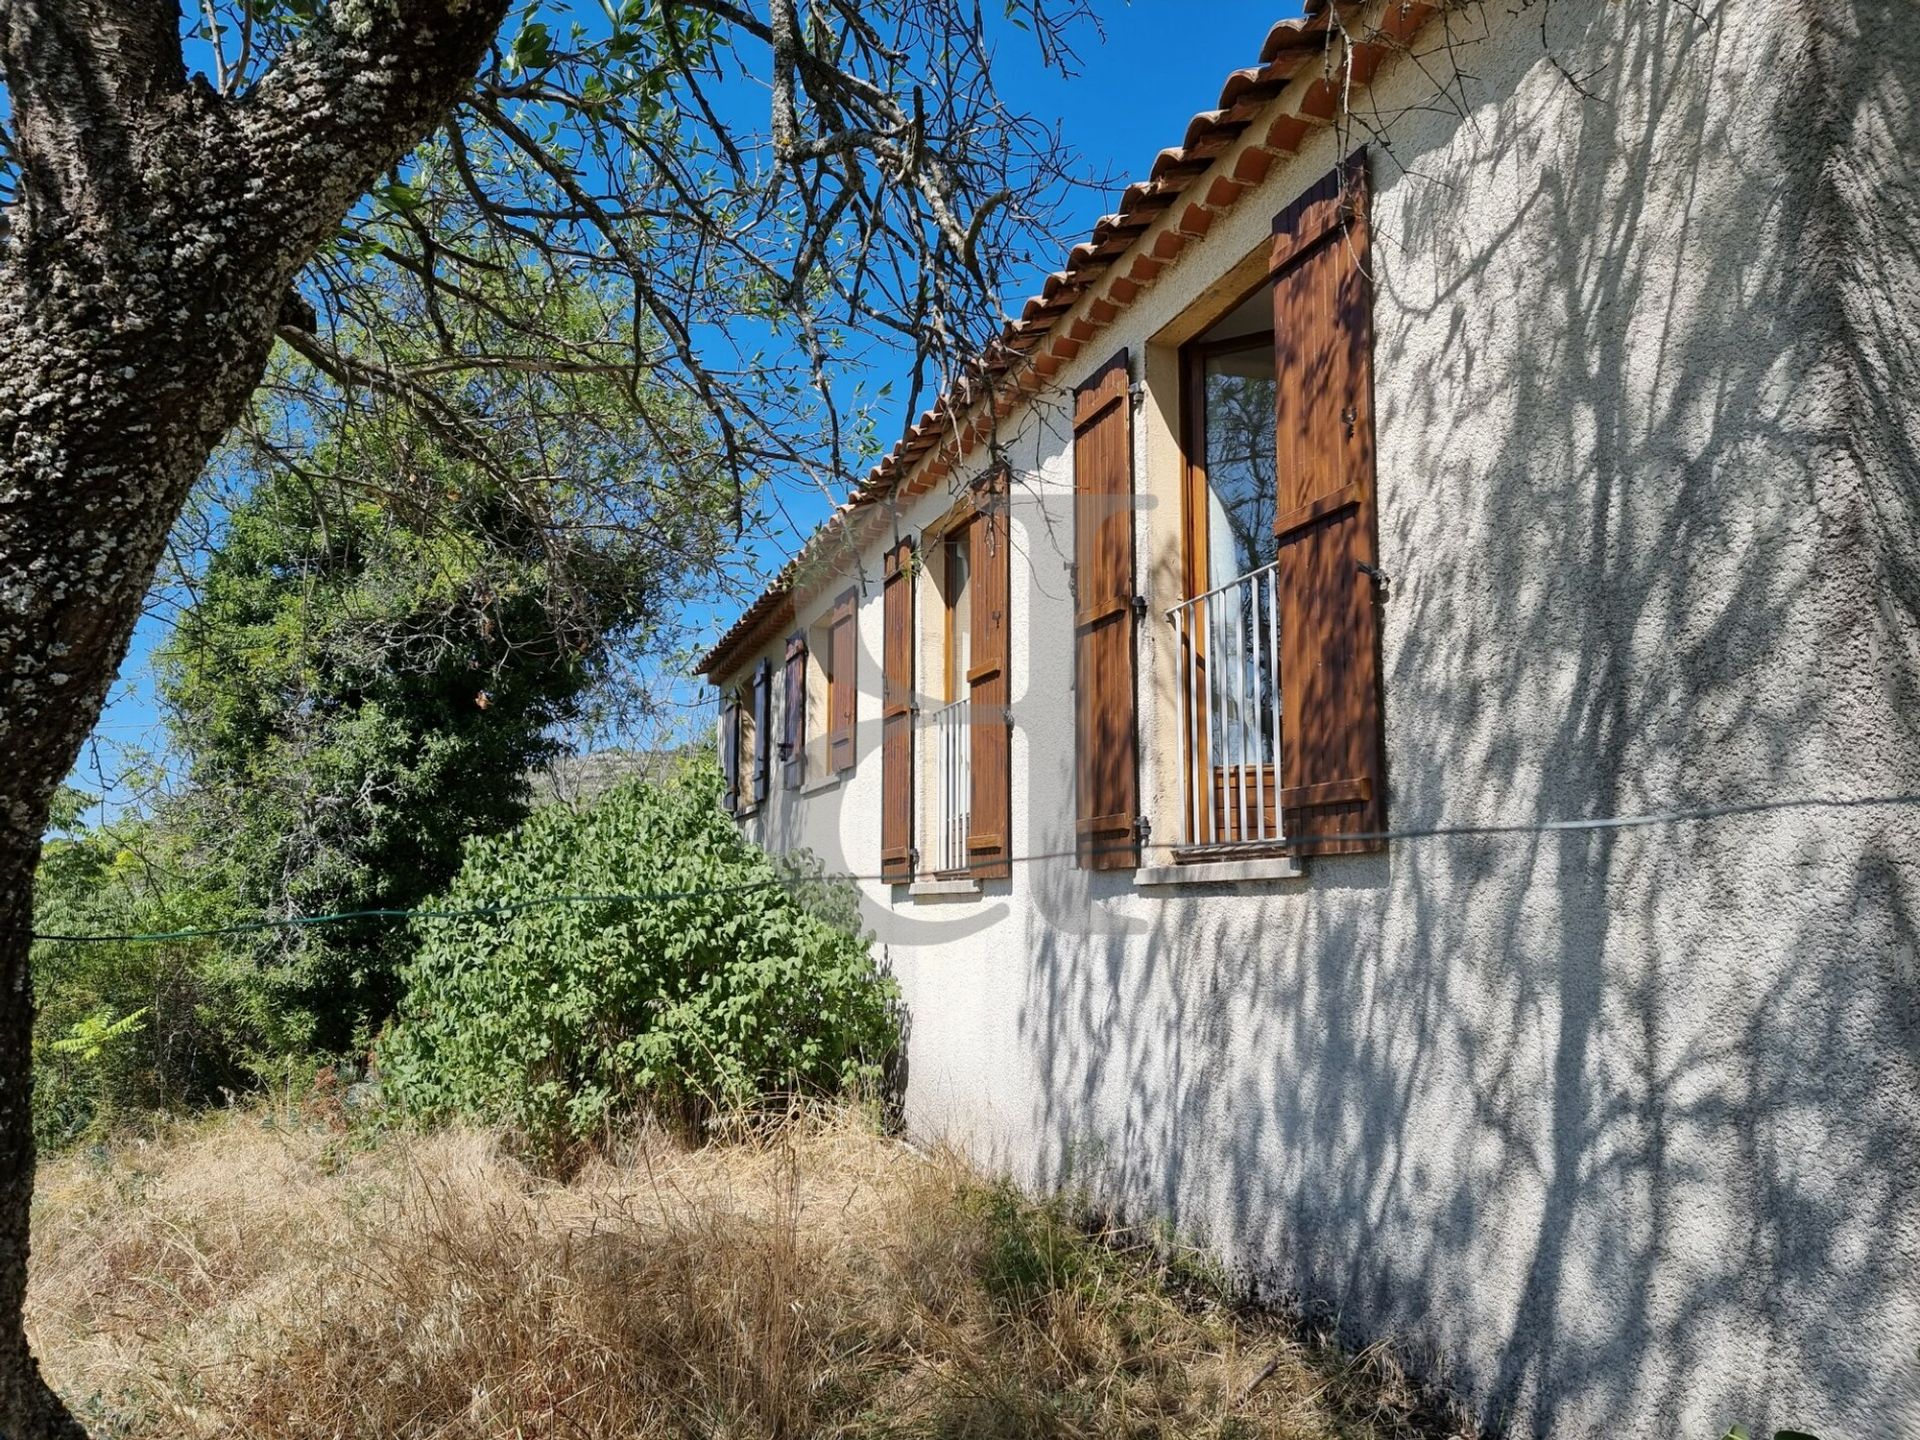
[700, 3, 1920, 1435]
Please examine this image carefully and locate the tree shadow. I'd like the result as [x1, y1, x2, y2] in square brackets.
[980, 4, 1920, 1437]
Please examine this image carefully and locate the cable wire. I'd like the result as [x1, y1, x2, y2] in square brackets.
[29, 882, 791, 945]
[30, 791, 1920, 945]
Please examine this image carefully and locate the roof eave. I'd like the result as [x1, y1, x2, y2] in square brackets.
[698, 1, 1438, 681]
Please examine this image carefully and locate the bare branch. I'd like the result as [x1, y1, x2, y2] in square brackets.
[199, 0, 231, 94]
[274, 322, 512, 483]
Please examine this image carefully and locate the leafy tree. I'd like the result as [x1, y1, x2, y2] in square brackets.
[155, 481, 590, 1055]
[383, 758, 897, 1161]
[28, 791, 246, 1149]
[157, 300, 725, 1057]
[1, 0, 1087, 1424]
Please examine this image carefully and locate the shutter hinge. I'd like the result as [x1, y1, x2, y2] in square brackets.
[910, 846, 921, 870]
[1130, 593, 1149, 619]
[1356, 559, 1391, 592]
[1132, 815, 1151, 842]
[1128, 379, 1147, 409]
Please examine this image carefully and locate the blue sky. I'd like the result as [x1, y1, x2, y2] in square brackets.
[76, 2, 1302, 810]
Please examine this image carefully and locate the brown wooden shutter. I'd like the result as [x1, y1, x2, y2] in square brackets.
[1270, 153, 1387, 854]
[828, 587, 858, 775]
[1073, 349, 1140, 871]
[880, 539, 915, 881]
[780, 633, 807, 789]
[750, 657, 773, 807]
[967, 469, 1012, 879]
[720, 692, 742, 815]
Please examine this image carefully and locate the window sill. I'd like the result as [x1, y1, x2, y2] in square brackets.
[909, 876, 981, 900]
[1135, 855, 1304, 887]
[800, 770, 843, 796]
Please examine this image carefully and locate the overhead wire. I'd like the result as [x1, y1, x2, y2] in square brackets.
[30, 790, 1920, 945]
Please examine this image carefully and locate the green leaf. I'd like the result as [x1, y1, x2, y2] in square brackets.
[48, 1007, 150, 1062]
[378, 182, 423, 215]
[509, 21, 553, 71]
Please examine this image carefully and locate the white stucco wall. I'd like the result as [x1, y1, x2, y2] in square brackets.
[724, 3, 1920, 1434]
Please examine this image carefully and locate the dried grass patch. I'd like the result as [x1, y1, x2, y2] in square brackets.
[29, 1106, 1478, 1439]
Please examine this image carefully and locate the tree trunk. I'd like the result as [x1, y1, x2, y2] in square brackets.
[0, 3, 509, 1430]
[0, 201, 277, 1438]
[0, 834, 82, 1439]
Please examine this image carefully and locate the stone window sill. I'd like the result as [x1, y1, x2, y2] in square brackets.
[909, 876, 981, 900]
[1134, 855, 1304, 887]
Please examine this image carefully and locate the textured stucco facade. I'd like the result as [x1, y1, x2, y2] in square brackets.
[715, 3, 1920, 1434]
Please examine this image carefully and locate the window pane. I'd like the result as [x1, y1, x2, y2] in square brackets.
[946, 532, 971, 702]
[737, 689, 757, 794]
[1202, 343, 1277, 590]
[1196, 339, 1279, 790]
[805, 620, 832, 780]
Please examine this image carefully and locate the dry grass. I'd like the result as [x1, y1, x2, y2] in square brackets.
[28, 1105, 1478, 1439]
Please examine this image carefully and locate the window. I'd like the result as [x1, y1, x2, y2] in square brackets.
[927, 521, 974, 874]
[1164, 154, 1387, 859]
[1193, 328, 1279, 593]
[736, 683, 759, 812]
[779, 598, 856, 790]
[944, 528, 972, 703]
[724, 656, 771, 815]
[1173, 300, 1283, 850]
[922, 474, 1011, 882]
[793, 616, 836, 784]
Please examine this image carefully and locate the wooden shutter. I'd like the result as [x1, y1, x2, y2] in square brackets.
[750, 657, 773, 807]
[828, 587, 858, 775]
[880, 539, 915, 881]
[720, 692, 742, 815]
[1073, 349, 1140, 871]
[1270, 153, 1386, 854]
[967, 469, 1012, 879]
[780, 633, 807, 789]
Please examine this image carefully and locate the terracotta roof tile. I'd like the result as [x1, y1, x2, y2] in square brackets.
[698, 3, 1433, 678]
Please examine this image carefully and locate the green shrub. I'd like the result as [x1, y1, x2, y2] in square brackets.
[382, 758, 898, 1154]
[32, 790, 255, 1148]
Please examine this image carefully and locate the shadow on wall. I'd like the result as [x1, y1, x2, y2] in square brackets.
[1016, 3, 1920, 1437]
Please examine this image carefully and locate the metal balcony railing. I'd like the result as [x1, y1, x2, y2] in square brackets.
[927, 696, 971, 874]
[1166, 561, 1284, 851]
